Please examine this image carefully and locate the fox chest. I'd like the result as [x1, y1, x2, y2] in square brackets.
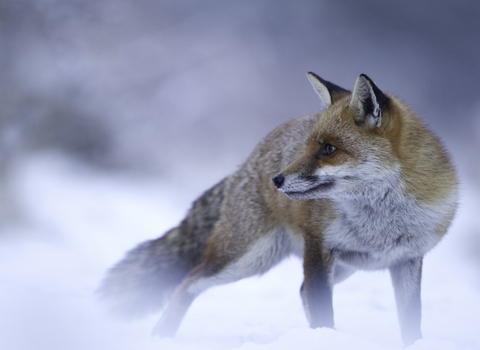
[323, 197, 442, 270]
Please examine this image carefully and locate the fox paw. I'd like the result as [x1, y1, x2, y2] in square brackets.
[151, 318, 178, 339]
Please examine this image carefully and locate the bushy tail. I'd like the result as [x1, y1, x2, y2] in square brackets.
[97, 178, 226, 318]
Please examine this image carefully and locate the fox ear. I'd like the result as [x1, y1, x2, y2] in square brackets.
[350, 74, 389, 129]
[307, 72, 350, 110]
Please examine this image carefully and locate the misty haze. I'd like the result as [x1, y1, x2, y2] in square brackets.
[0, 1, 479, 350]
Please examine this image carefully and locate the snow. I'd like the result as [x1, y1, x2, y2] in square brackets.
[1, 152, 479, 350]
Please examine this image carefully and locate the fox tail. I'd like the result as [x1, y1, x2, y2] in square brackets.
[97, 179, 225, 318]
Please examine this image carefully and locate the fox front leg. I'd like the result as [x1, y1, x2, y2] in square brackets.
[389, 257, 423, 347]
[301, 236, 334, 329]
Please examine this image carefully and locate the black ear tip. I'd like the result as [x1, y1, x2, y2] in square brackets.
[359, 73, 373, 84]
[356, 73, 389, 107]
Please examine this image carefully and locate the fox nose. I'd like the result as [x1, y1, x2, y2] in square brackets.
[272, 174, 285, 189]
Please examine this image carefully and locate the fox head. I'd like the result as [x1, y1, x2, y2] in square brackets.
[273, 73, 402, 200]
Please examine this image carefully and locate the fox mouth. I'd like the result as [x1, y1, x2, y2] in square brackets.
[283, 180, 335, 200]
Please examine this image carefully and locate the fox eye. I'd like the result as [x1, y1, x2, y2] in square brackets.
[324, 144, 337, 155]
[317, 143, 337, 158]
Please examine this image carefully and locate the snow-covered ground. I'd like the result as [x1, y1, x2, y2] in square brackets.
[1, 153, 479, 350]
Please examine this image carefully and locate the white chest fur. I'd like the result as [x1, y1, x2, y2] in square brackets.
[324, 179, 448, 271]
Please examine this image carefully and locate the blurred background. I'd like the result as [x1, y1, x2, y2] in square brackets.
[2, 0, 480, 197]
[1, 0, 480, 275]
[1, 1, 480, 349]
[0, 1, 479, 348]
[2, 0, 480, 266]
[2, 0, 479, 237]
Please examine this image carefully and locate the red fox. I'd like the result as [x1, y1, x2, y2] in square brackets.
[99, 73, 458, 347]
